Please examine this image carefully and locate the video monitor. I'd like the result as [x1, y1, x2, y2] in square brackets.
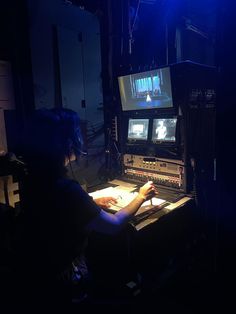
[128, 119, 149, 141]
[152, 118, 177, 143]
[118, 67, 173, 111]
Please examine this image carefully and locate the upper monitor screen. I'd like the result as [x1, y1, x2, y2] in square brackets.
[152, 118, 177, 142]
[128, 119, 149, 141]
[118, 67, 173, 111]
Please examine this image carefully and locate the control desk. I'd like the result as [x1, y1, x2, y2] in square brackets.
[89, 178, 193, 231]
[87, 178, 197, 292]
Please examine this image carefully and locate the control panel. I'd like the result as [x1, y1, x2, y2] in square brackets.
[123, 154, 186, 191]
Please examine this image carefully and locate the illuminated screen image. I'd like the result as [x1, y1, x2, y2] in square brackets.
[152, 118, 177, 142]
[118, 67, 173, 111]
[128, 119, 149, 140]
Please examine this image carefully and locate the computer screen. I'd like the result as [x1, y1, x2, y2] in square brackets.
[128, 119, 149, 140]
[152, 118, 177, 142]
[118, 67, 173, 111]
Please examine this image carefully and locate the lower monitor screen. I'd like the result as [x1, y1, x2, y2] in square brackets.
[152, 118, 177, 142]
[128, 119, 149, 140]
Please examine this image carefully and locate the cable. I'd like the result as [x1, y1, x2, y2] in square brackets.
[128, 0, 141, 54]
[129, 0, 141, 36]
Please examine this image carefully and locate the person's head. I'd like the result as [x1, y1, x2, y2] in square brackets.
[23, 108, 83, 176]
[158, 120, 164, 127]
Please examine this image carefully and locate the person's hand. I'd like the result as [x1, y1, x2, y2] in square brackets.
[138, 181, 158, 201]
[94, 197, 117, 209]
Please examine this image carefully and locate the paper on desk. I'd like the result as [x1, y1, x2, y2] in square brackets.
[107, 194, 166, 212]
[89, 187, 137, 202]
[134, 197, 166, 215]
[164, 196, 191, 210]
[108, 179, 137, 188]
[89, 186, 166, 212]
[147, 197, 166, 206]
[113, 185, 137, 192]
[107, 191, 137, 211]
[89, 187, 114, 199]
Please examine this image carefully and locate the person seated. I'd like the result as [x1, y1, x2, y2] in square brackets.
[19, 108, 157, 304]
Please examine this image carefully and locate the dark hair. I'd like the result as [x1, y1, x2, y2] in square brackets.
[23, 108, 83, 177]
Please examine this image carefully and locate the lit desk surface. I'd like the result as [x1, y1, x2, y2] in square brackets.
[89, 184, 192, 231]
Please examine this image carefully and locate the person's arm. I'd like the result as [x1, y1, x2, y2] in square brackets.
[86, 181, 157, 235]
[93, 197, 117, 209]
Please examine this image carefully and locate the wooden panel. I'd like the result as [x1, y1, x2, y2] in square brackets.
[0, 109, 7, 153]
[0, 178, 6, 204]
[0, 175, 19, 208]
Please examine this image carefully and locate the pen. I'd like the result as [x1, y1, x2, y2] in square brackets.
[147, 180, 154, 206]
